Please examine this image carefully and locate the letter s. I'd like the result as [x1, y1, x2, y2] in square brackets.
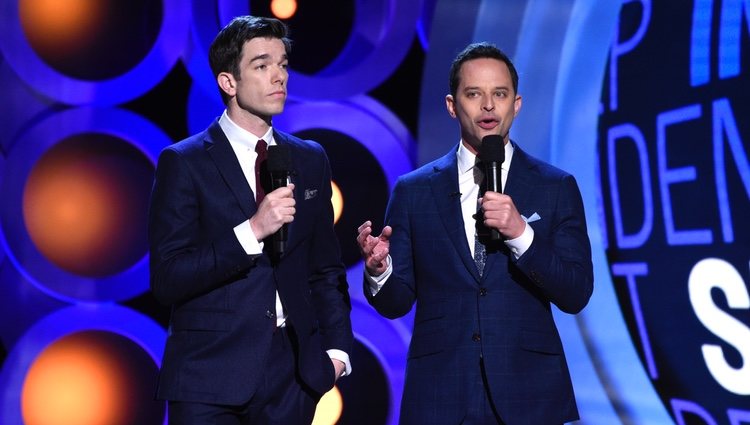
[689, 258, 750, 395]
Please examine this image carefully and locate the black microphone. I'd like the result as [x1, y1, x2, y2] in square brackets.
[267, 144, 292, 257]
[479, 135, 505, 240]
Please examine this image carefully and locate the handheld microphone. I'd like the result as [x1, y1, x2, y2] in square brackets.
[479, 135, 505, 240]
[267, 144, 292, 257]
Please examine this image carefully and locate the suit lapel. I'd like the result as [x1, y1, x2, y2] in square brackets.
[503, 143, 535, 210]
[429, 150, 482, 282]
[205, 120, 257, 218]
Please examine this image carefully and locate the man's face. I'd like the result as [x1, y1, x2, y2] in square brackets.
[446, 58, 522, 154]
[226, 37, 288, 121]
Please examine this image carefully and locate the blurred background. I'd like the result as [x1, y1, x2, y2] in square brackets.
[1, 0, 748, 424]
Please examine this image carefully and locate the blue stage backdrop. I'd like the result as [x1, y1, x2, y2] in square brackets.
[1, 1, 748, 424]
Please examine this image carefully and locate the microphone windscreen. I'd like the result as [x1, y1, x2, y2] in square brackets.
[479, 135, 505, 164]
[267, 144, 292, 173]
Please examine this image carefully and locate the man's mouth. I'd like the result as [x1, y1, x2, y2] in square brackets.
[477, 118, 498, 130]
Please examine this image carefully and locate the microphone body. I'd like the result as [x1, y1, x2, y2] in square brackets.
[479, 135, 505, 240]
[266, 145, 292, 257]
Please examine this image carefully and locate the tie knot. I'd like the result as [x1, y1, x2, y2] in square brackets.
[256, 139, 268, 156]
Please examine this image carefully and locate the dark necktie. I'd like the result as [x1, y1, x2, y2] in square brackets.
[255, 139, 268, 203]
[474, 165, 488, 276]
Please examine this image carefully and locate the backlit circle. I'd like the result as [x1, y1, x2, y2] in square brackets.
[0, 107, 171, 302]
[19, 0, 161, 80]
[274, 97, 414, 268]
[312, 386, 342, 425]
[270, 0, 298, 20]
[331, 181, 343, 224]
[0, 0, 189, 105]
[22, 330, 163, 425]
[0, 305, 166, 425]
[23, 134, 153, 278]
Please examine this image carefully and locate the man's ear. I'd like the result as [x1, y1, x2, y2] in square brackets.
[446, 94, 457, 118]
[217, 72, 236, 98]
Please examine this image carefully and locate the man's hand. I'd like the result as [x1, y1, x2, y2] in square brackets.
[356, 220, 392, 276]
[479, 191, 526, 239]
[332, 359, 346, 382]
[249, 183, 296, 241]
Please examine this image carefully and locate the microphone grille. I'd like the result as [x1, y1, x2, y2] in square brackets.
[479, 135, 505, 163]
[267, 144, 292, 172]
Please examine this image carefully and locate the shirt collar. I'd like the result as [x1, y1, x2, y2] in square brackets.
[456, 142, 477, 175]
[455, 139, 515, 174]
[218, 110, 275, 149]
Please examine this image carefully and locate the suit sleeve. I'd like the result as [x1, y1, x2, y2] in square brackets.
[148, 147, 254, 306]
[307, 148, 353, 353]
[364, 177, 418, 318]
[514, 174, 593, 313]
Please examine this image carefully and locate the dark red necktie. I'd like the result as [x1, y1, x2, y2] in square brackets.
[255, 139, 267, 203]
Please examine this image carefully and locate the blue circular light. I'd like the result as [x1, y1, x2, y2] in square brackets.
[0, 0, 189, 105]
[0, 107, 171, 303]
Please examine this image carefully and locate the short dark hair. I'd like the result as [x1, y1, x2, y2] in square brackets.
[208, 16, 291, 102]
[448, 42, 518, 98]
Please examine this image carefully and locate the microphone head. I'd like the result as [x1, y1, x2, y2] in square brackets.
[267, 144, 292, 173]
[479, 135, 505, 164]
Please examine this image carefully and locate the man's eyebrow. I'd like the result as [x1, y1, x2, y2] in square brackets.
[462, 85, 510, 91]
[249, 53, 288, 62]
[249, 53, 271, 62]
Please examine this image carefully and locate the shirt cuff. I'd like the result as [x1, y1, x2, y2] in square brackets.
[234, 219, 263, 255]
[505, 222, 534, 259]
[326, 349, 352, 376]
[364, 255, 393, 296]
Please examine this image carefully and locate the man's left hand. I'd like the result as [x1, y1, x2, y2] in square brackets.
[331, 359, 346, 382]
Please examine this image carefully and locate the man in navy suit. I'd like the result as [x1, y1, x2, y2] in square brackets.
[149, 16, 352, 424]
[357, 42, 593, 424]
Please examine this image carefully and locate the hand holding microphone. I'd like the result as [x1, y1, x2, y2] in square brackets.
[477, 135, 527, 240]
[249, 145, 294, 256]
[267, 144, 292, 257]
[478, 135, 504, 240]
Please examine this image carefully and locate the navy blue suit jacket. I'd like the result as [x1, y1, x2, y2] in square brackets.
[149, 120, 352, 405]
[366, 144, 593, 425]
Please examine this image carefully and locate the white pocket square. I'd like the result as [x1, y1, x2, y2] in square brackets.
[522, 212, 541, 223]
[304, 189, 318, 200]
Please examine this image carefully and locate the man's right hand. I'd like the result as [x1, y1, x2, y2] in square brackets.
[249, 183, 296, 241]
[356, 220, 392, 276]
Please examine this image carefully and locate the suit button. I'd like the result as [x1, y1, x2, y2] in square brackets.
[479, 287, 487, 296]
[472, 333, 481, 342]
[265, 310, 275, 319]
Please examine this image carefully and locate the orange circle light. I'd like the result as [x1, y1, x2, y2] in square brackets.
[331, 181, 343, 224]
[19, 0, 106, 61]
[270, 0, 298, 19]
[21, 330, 163, 425]
[312, 385, 343, 425]
[23, 135, 152, 277]
[22, 333, 130, 425]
